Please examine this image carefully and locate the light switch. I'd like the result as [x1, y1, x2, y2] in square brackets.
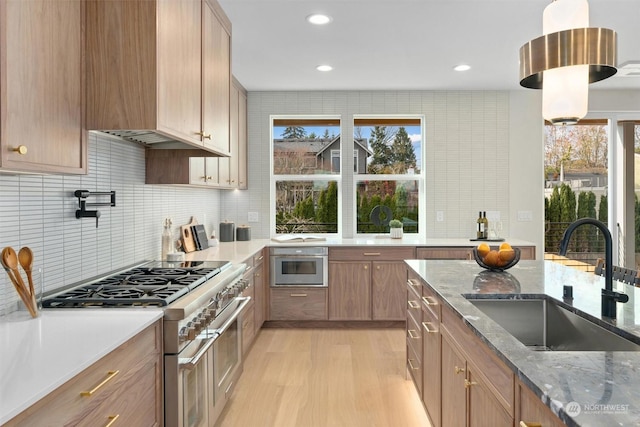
[248, 212, 259, 223]
[436, 211, 444, 222]
[517, 211, 533, 221]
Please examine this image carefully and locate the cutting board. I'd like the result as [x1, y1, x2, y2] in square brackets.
[181, 217, 198, 253]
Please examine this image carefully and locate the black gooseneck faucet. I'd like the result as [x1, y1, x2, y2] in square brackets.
[558, 218, 629, 319]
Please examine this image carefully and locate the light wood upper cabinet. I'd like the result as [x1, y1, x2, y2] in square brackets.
[219, 78, 248, 189]
[0, 0, 87, 174]
[86, 0, 231, 155]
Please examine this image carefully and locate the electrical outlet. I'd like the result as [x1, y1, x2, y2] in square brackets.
[248, 212, 259, 223]
[436, 211, 444, 222]
[517, 210, 533, 221]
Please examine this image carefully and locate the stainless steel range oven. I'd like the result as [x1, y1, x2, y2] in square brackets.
[270, 247, 328, 287]
[41, 260, 250, 427]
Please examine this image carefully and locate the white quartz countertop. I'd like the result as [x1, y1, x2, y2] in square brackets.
[0, 308, 163, 424]
[185, 237, 536, 264]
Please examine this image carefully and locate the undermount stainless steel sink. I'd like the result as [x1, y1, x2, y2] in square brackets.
[466, 298, 640, 351]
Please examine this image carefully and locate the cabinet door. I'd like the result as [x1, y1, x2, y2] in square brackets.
[328, 262, 371, 320]
[237, 88, 248, 189]
[1, 0, 86, 174]
[372, 261, 407, 320]
[417, 248, 473, 260]
[517, 382, 564, 427]
[467, 369, 513, 427]
[253, 257, 265, 330]
[441, 333, 467, 427]
[219, 82, 238, 187]
[202, 0, 231, 154]
[422, 307, 441, 427]
[157, 0, 202, 145]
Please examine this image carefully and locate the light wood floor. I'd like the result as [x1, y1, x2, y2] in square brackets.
[215, 328, 432, 427]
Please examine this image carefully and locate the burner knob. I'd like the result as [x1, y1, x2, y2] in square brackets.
[187, 326, 197, 340]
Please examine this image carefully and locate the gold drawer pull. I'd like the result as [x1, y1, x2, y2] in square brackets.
[257, 255, 264, 261]
[198, 131, 212, 140]
[407, 300, 419, 309]
[105, 415, 120, 427]
[464, 379, 477, 388]
[363, 252, 381, 256]
[422, 296, 438, 306]
[407, 359, 419, 371]
[364, 265, 368, 270]
[81, 370, 120, 396]
[407, 278, 419, 286]
[519, 423, 542, 427]
[290, 293, 307, 297]
[407, 329, 420, 339]
[422, 321, 438, 333]
[255, 273, 261, 277]
[13, 145, 28, 155]
[454, 366, 465, 375]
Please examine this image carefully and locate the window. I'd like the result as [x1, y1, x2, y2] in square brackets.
[543, 120, 609, 267]
[353, 116, 424, 234]
[330, 149, 358, 173]
[272, 117, 341, 234]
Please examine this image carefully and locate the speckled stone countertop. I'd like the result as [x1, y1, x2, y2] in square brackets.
[405, 259, 640, 427]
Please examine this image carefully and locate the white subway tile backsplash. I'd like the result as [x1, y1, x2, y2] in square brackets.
[0, 133, 222, 315]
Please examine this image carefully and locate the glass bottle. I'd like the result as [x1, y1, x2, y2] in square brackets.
[162, 218, 173, 260]
[482, 211, 489, 239]
[477, 211, 484, 239]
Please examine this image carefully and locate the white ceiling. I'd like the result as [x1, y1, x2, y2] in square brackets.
[218, 0, 640, 92]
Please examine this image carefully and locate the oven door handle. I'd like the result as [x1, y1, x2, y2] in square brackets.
[213, 297, 251, 336]
[180, 337, 215, 371]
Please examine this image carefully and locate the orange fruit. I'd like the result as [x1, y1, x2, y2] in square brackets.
[499, 242, 512, 251]
[498, 248, 515, 264]
[483, 250, 500, 267]
[477, 243, 490, 258]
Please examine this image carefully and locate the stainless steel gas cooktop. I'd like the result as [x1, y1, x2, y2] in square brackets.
[42, 260, 231, 308]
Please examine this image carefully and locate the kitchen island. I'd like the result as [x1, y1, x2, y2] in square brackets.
[406, 259, 640, 426]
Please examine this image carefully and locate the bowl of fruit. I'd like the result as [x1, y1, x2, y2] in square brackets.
[473, 242, 520, 271]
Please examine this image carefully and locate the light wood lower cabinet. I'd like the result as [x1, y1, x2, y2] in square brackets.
[440, 331, 467, 427]
[270, 288, 328, 320]
[253, 250, 266, 331]
[329, 247, 414, 321]
[328, 261, 371, 320]
[6, 321, 162, 426]
[417, 245, 536, 260]
[517, 381, 565, 427]
[421, 301, 441, 427]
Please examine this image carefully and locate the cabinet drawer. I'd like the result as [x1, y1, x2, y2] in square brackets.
[406, 339, 422, 395]
[329, 246, 415, 261]
[441, 305, 515, 416]
[253, 250, 265, 266]
[406, 312, 423, 361]
[242, 305, 256, 354]
[6, 322, 161, 426]
[407, 285, 422, 326]
[421, 284, 441, 321]
[270, 288, 328, 320]
[416, 247, 473, 260]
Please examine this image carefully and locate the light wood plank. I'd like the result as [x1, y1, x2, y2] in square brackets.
[216, 328, 431, 427]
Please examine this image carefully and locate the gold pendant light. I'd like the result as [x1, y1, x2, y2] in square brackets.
[519, 0, 617, 125]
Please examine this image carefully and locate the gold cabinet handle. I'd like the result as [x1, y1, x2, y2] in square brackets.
[422, 321, 438, 333]
[105, 415, 120, 427]
[255, 273, 261, 277]
[376, 265, 381, 270]
[12, 145, 28, 155]
[407, 278, 420, 288]
[197, 131, 212, 139]
[519, 423, 542, 427]
[464, 379, 477, 388]
[454, 366, 465, 375]
[422, 296, 438, 306]
[80, 370, 120, 396]
[408, 300, 419, 309]
[407, 359, 419, 370]
[257, 255, 264, 261]
[290, 293, 307, 297]
[363, 252, 381, 256]
[363, 265, 368, 270]
[407, 329, 420, 339]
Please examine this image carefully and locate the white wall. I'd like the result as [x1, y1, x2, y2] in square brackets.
[221, 90, 545, 255]
[0, 132, 222, 315]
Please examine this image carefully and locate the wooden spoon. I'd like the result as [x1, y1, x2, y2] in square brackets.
[2, 247, 36, 317]
[18, 247, 38, 312]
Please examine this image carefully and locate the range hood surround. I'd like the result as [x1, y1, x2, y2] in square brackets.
[94, 130, 230, 156]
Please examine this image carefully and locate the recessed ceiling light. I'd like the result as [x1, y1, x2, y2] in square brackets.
[454, 64, 471, 72]
[316, 65, 333, 72]
[306, 14, 332, 25]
